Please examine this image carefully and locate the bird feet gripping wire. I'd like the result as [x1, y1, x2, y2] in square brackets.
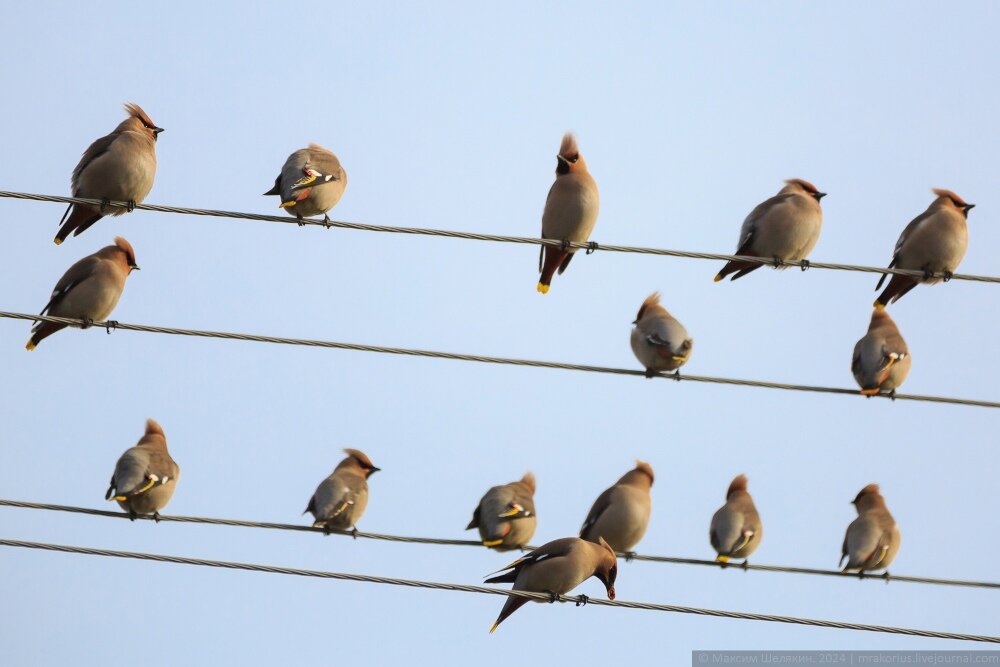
[799, 259, 810, 272]
[575, 594, 589, 607]
[99, 198, 111, 213]
[152, 511, 161, 523]
[671, 371, 682, 382]
[771, 256, 784, 268]
[741, 560, 750, 571]
[296, 213, 305, 227]
[80, 318, 95, 330]
[624, 551, 636, 563]
[644, 368, 658, 379]
[547, 591, 558, 604]
[105, 320, 118, 334]
[322, 214, 332, 229]
[126, 199, 136, 213]
[585, 241, 599, 255]
[943, 271, 954, 282]
[351, 526, 359, 540]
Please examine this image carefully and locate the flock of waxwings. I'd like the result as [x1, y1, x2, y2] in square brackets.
[25, 103, 973, 632]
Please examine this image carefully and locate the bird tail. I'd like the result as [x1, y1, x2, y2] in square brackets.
[874, 275, 917, 308]
[538, 246, 569, 293]
[489, 597, 529, 634]
[25, 322, 65, 351]
[55, 204, 102, 245]
[714, 260, 760, 282]
[483, 571, 518, 584]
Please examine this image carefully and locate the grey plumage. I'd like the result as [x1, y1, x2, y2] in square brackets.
[105, 419, 180, 519]
[55, 103, 162, 244]
[715, 179, 825, 281]
[26, 236, 140, 350]
[852, 308, 911, 395]
[630, 292, 692, 373]
[466, 472, 537, 551]
[485, 536, 617, 633]
[264, 143, 347, 222]
[874, 189, 973, 307]
[709, 474, 762, 563]
[305, 448, 379, 532]
[841, 484, 901, 573]
[580, 461, 654, 553]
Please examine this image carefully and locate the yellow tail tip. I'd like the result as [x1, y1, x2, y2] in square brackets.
[489, 622, 500, 634]
[713, 274, 723, 283]
[715, 555, 730, 563]
[25, 340, 36, 351]
[279, 200, 297, 209]
[53, 237, 63, 246]
[482, 539, 504, 547]
[113, 495, 127, 502]
[859, 388, 880, 396]
[536, 282, 550, 294]
[873, 300, 886, 310]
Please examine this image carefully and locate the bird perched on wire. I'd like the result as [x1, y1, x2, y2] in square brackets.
[851, 308, 911, 396]
[840, 484, 901, 576]
[714, 179, 825, 282]
[26, 236, 140, 351]
[537, 133, 599, 294]
[580, 461, 654, 554]
[264, 144, 347, 225]
[630, 292, 692, 375]
[305, 449, 379, 534]
[709, 474, 762, 566]
[485, 536, 617, 633]
[467, 472, 537, 551]
[874, 189, 973, 307]
[54, 103, 163, 245]
[105, 419, 180, 521]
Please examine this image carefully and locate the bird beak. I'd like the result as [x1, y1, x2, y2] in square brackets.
[369, 467, 381, 475]
[556, 154, 570, 165]
[153, 127, 165, 135]
[964, 203, 976, 213]
[815, 192, 828, 200]
[131, 265, 141, 271]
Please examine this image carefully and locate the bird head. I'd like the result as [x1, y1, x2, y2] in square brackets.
[555, 133, 587, 175]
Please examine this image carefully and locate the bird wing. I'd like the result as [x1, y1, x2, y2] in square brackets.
[484, 538, 575, 583]
[735, 193, 792, 254]
[71, 132, 119, 194]
[580, 487, 616, 537]
[37, 256, 101, 319]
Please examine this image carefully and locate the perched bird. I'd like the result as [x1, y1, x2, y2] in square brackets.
[105, 419, 180, 520]
[709, 474, 763, 565]
[467, 472, 538, 551]
[264, 143, 347, 224]
[630, 292, 693, 375]
[305, 449, 380, 533]
[851, 308, 911, 396]
[714, 179, 825, 281]
[55, 103, 163, 244]
[580, 461, 654, 553]
[538, 133, 599, 293]
[841, 484, 901, 575]
[485, 536, 617, 633]
[874, 189, 974, 307]
[26, 237, 140, 351]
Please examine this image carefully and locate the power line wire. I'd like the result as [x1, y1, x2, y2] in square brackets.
[2, 190, 998, 284]
[2, 312, 997, 409]
[2, 538, 996, 643]
[3, 499, 996, 590]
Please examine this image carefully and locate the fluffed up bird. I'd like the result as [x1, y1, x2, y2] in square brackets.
[264, 144, 347, 225]
[630, 292, 693, 375]
[714, 179, 825, 281]
[105, 419, 180, 520]
[485, 536, 617, 633]
[852, 308, 911, 396]
[55, 103, 162, 244]
[305, 449, 379, 534]
[841, 484, 901, 575]
[874, 189, 973, 307]
[467, 472, 538, 551]
[580, 461, 653, 554]
[538, 133, 599, 294]
[710, 474, 762, 565]
[26, 237, 139, 351]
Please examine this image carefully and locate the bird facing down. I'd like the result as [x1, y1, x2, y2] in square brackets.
[709, 474, 763, 564]
[851, 308, 911, 396]
[55, 103, 163, 245]
[466, 472, 537, 551]
[841, 484, 901, 574]
[26, 237, 140, 351]
[714, 179, 825, 281]
[630, 292, 693, 374]
[580, 461, 654, 553]
[537, 133, 599, 294]
[874, 189, 973, 307]
[105, 419, 180, 520]
[304, 449, 380, 533]
[264, 143, 347, 224]
[485, 536, 617, 633]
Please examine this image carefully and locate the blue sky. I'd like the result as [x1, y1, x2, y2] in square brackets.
[1, 2, 998, 663]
